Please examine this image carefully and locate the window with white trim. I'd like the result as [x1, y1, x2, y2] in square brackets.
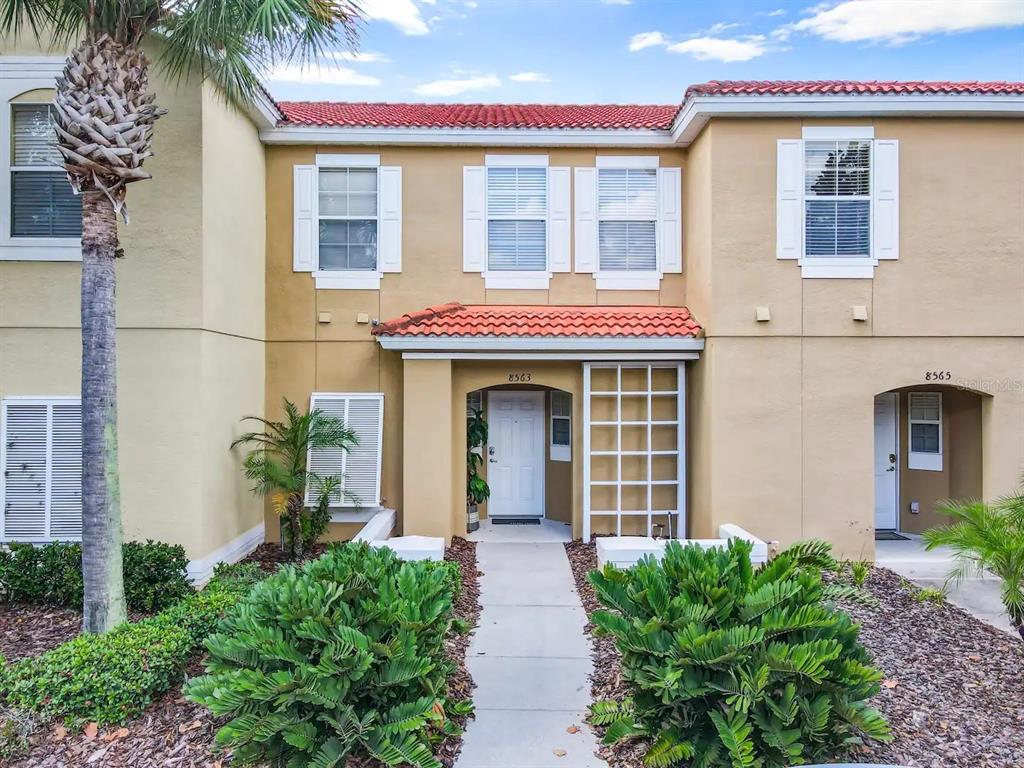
[908, 392, 942, 472]
[318, 167, 378, 271]
[306, 393, 384, 508]
[550, 391, 571, 462]
[598, 168, 657, 272]
[1, 397, 82, 542]
[486, 166, 547, 271]
[804, 140, 870, 258]
[10, 103, 81, 239]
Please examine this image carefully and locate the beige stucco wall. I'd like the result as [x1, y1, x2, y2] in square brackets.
[0, 37, 266, 561]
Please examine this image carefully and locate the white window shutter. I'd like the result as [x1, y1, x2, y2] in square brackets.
[873, 139, 899, 260]
[776, 140, 802, 259]
[548, 167, 571, 272]
[48, 403, 82, 540]
[378, 166, 402, 272]
[658, 167, 682, 273]
[2, 402, 48, 540]
[293, 165, 317, 272]
[307, 394, 384, 508]
[574, 167, 597, 273]
[463, 166, 486, 272]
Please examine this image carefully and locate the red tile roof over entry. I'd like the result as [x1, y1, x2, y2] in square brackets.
[373, 303, 702, 338]
[684, 80, 1024, 97]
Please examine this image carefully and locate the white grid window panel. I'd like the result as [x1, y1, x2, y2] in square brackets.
[1, 398, 82, 542]
[803, 140, 871, 258]
[306, 393, 384, 508]
[582, 364, 685, 540]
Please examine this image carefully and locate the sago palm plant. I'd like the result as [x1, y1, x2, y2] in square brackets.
[232, 398, 356, 561]
[0, 0, 359, 632]
[924, 484, 1024, 641]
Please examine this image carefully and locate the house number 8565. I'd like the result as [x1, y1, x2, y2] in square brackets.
[508, 372, 532, 383]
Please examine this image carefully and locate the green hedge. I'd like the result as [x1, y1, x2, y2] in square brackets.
[0, 540, 192, 613]
[0, 569, 258, 728]
[588, 539, 891, 768]
[186, 543, 471, 768]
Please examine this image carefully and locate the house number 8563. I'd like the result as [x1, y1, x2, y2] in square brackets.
[508, 372, 532, 383]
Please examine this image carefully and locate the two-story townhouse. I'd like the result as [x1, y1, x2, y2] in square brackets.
[2, 52, 1022, 571]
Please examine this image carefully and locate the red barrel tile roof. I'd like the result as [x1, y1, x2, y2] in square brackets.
[684, 80, 1024, 98]
[373, 303, 702, 338]
[278, 102, 678, 129]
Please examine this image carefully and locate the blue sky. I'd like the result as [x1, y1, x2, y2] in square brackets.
[267, 0, 1024, 104]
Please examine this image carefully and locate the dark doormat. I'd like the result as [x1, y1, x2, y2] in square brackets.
[492, 518, 541, 525]
[875, 530, 909, 541]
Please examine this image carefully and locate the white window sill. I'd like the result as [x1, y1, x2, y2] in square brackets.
[595, 271, 662, 291]
[908, 452, 943, 472]
[0, 239, 81, 262]
[483, 270, 552, 290]
[314, 270, 382, 290]
[799, 258, 876, 279]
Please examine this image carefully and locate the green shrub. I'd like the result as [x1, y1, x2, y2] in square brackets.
[588, 539, 891, 768]
[186, 543, 470, 768]
[0, 540, 192, 613]
[0, 572, 252, 727]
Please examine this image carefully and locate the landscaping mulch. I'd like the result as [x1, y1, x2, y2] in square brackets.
[564, 539, 1024, 768]
[0, 603, 81, 662]
[241, 540, 328, 573]
[9, 539, 483, 768]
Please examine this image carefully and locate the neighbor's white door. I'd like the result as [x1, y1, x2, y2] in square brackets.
[874, 393, 899, 530]
[487, 391, 545, 518]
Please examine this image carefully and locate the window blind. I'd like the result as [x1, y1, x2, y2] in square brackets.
[486, 167, 547, 271]
[11, 105, 82, 238]
[804, 140, 871, 258]
[598, 168, 657, 271]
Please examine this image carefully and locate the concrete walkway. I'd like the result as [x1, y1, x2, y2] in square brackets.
[457, 525, 606, 768]
[876, 535, 1014, 636]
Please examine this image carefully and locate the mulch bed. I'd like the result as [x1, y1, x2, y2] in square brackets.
[0, 603, 82, 662]
[7, 539, 482, 768]
[564, 539, 1024, 768]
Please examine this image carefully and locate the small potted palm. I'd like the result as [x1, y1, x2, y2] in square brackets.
[467, 408, 490, 533]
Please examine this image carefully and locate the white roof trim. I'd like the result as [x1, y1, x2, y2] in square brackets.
[261, 91, 1023, 147]
[401, 351, 700, 361]
[376, 335, 704, 352]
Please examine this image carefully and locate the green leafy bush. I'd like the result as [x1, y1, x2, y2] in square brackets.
[0, 572, 252, 727]
[0, 540, 192, 613]
[588, 539, 891, 768]
[185, 543, 470, 768]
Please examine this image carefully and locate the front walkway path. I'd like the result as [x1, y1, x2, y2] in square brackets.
[456, 527, 607, 768]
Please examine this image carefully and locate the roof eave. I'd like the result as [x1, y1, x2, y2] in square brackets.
[260, 124, 675, 147]
[375, 335, 705, 352]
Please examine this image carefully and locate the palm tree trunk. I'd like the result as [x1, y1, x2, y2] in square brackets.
[288, 492, 305, 560]
[80, 191, 127, 633]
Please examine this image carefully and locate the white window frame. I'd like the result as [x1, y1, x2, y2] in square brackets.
[594, 156, 662, 291]
[908, 391, 943, 472]
[313, 154, 382, 289]
[0, 57, 81, 262]
[550, 391, 571, 462]
[798, 126, 875, 279]
[483, 154, 551, 289]
[0, 396, 82, 542]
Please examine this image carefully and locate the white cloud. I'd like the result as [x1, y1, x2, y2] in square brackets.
[629, 31, 667, 51]
[666, 35, 769, 62]
[328, 50, 391, 64]
[268, 63, 381, 86]
[764, 8, 786, 16]
[360, 0, 430, 35]
[707, 22, 740, 34]
[413, 74, 500, 97]
[603, 0, 633, 5]
[790, 0, 1024, 45]
[509, 71, 552, 83]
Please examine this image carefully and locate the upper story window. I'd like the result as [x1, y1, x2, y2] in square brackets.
[10, 104, 81, 238]
[292, 154, 402, 289]
[318, 167, 378, 271]
[486, 166, 547, 271]
[803, 140, 870, 258]
[597, 167, 658, 272]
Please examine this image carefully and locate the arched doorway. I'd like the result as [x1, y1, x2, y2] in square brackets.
[873, 384, 986, 535]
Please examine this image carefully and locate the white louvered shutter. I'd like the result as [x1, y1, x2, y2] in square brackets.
[548, 167, 571, 272]
[307, 394, 384, 508]
[776, 140, 802, 259]
[463, 166, 486, 272]
[658, 167, 682, 273]
[873, 140, 899, 260]
[2, 399, 82, 542]
[574, 167, 597, 273]
[378, 166, 402, 272]
[293, 165, 317, 272]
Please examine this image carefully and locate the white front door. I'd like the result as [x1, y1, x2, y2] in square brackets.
[487, 391, 545, 518]
[874, 393, 899, 530]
